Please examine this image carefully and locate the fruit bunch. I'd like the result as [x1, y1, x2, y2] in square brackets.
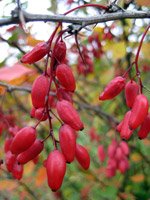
[99, 76, 150, 140]
[106, 140, 130, 177]
[0, 24, 91, 191]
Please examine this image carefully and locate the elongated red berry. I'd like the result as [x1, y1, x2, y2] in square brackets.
[31, 75, 49, 108]
[59, 124, 76, 163]
[97, 145, 105, 162]
[12, 161, 24, 180]
[119, 141, 129, 155]
[75, 144, 90, 170]
[138, 113, 150, 139]
[99, 76, 126, 100]
[107, 140, 117, 158]
[56, 64, 76, 92]
[46, 150, 66, 191]
[125, 80, 139, 108]
[53, 41, 66, 63]
[10, 126, 36, 155]
[129, 94, 149, 129]
[35, 108, 48, 121]
[4, 137, 13, 153]
[120, 111, 133, 140]
[57, 88, 73, 103]
[5, 151, 16, 172]
[21, 42, 49, 64]
[56, 100, 84, 131]
[17, 140, 44, 164]
[115, 147, 123, 161]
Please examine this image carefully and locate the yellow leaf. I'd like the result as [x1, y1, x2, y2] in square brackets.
[27, 35, 44, 47]
[24, 161, 35, 176]
[130, 174, 144, 183]
[130, 153, 142, 162]
[141, 42, 150, 59]
[136, 0, 150, 6]
[103, 41, 126, 59]
[35, 167, 47, 187]
[0, 180, 18, 191]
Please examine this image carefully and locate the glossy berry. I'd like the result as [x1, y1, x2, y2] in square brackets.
[56, 64, 76, 92]
[46, 150, 66, 191]
[120, 111, 133, 140]
[99, 76, 126, 100]
[4, 137, 13, 153]
[56, 100, 84, 131]
[31, 75, 49, 108]
[10, 126, 36, 155]
[17, 140, 44, 164]
[138, 113, 150, 139]
[57, 88, 73, 103]
[129, 94, 149, 129]
[35, 108, 48, 121]
[5, 151, 16, 172]
[53, 41, 66, 63]
[59, 124, 76, 163]
[12, 161, 24, 180]
[21, 42, 50, 64]
[125, 80, 139, 108]
[75, 144, 90, 170]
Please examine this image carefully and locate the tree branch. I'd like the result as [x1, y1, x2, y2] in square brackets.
[0, 10, 150, 27]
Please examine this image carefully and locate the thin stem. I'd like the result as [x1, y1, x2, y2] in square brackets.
[64, 3, 108, 15]
[134, 25, 150, 93]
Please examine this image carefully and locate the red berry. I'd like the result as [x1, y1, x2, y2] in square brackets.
[56, 64, 76, 92]
[53, 41, 66, 63]
[125, 80, 139, 108]
[129, 94, 149, 129]
[21, 42, 50, 64]
[4, 137, 13, 153]
[10, 126, 36, 155]
[12, 161, 24, 180]
[57, 88, 73, 103]
[119, 141, 129, 156]
[99, 76, 126, 100]
[35, 108, 48, 121]
[97, 145, 105, 162]
[138, 113, 150, 139]
[75, 144, 90, 170]
[120, 111, 133, 140]
[46, 150, 66, 191]
[17, 139, 44, 164]
[56, 100, 84, 131]
[59, 124, 76, 163]
[107, 140, 117, 158]
[31, 75, 49, 108]
[5, 151, 16, 172]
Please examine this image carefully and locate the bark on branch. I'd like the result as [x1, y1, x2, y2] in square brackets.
[0, 9, 150, 27]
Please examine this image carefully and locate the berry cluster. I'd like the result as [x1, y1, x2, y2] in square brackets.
[0, 23, 91, 191]
[106, 140, 130, 177]
[97, 140, 129, 178]
[99, 76, 150, 140]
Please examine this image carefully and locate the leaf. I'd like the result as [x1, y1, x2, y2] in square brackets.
[130, 174, 145, 183]
[130, 153, 142, 162]
[35, 167, 47, 187]
[103, 41, 126, 59]
[26, 35, 44, 47]
[0, 63, 35, 85]
[24, 161, 35, 177]
[0, 180, 18, 191]
[136, 0, 150, 6]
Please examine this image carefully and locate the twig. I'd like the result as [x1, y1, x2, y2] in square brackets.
[0, 10, 150, 27]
